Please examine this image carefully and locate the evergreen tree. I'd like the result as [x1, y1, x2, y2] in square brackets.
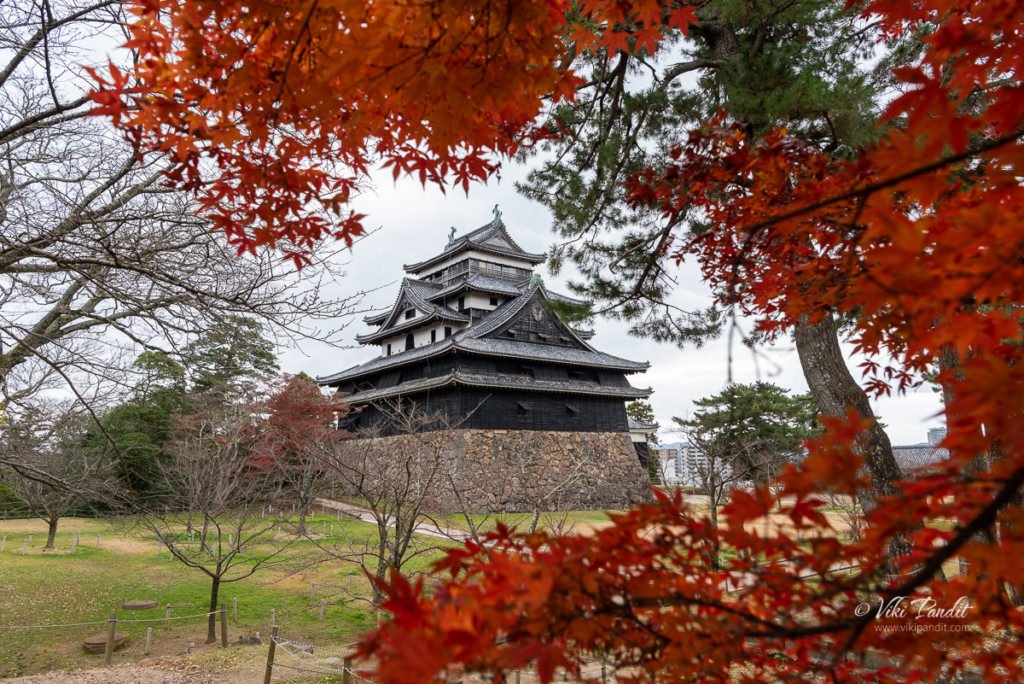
[674, 382, 818, 484]
[518, 0, 906, 510]
[626, 400, 659, 445]
[89, 317, 278, 497]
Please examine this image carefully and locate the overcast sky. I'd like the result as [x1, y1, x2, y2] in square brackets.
[277, 162, 944, 447]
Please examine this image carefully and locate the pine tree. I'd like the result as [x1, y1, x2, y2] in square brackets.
[518, 0, 906, 511]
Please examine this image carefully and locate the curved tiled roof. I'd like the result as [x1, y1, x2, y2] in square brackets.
[426, 272, 525, 300]
[402, 218, 545, 273]
[319, 288, 648, 386]
[341, 370, 652, 403]
[355, 278, 465, 344]
[424, 272, 588, 309]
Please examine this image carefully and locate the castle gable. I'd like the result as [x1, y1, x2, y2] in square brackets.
[477, 287, 590, 351]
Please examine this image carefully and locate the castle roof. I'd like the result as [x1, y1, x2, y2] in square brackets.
[402, 217, 545, 274]
[355, 278, 468, 343]
[322, 215, 650, 406]
[341, 370, 651, 404]
[319, 286, 649, 386]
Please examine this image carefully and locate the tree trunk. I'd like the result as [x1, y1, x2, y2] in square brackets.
[45, 513, 59, 550]
[709, 487, 721, 571]
[207, 575, 221, 643]
[296, 508, 307, 536]
[795, 315, 914, 569]
[794, 315, 904, 510]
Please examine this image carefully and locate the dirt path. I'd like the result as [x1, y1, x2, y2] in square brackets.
[314, 497, 471, 541]
[1, 659, 258, 684]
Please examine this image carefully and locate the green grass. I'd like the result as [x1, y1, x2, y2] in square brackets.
[0, 513, 443, 679]
[436, 509, 619, 534]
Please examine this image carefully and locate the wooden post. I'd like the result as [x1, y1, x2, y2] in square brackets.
[318, 599, 325, 621]
[310, 583, 316, 606]
[104, 611, 117, 666]
[270, 607, 275, 627]
[514, 670, 521, 684]
[165, 604, 171, 627]
[232, 596, 238, 621]
[144, 627, 153, 655]
[263, 625, 278, 684]
[20, 539, 26, 555]
[1, 534, 6, 552]
[220, 602, 228, 647]
[95, 535, 100, 548]
[342, 656, 353, 684]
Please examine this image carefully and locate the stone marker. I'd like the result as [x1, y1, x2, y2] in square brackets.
[122, 600, 159, 610]
[83, 632, 126, 654]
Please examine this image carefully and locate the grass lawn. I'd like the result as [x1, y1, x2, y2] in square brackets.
[0, 512, 442, 679]
[436, 509, 620, 535]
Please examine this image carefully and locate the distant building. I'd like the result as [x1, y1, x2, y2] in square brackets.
[652, 441, 714, 488]
[892, 428, 948, 473]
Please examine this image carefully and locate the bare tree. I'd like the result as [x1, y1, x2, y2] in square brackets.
[0, 399, 114, 548]
[140, 395, 293, 643]
[318, 400, 461, 605]
[673, 427, 775, 570]
[0, 1, 364, 428]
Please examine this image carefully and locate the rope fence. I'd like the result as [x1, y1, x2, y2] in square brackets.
[263, 629, 369, 684]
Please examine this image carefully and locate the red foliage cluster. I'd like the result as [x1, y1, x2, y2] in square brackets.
[249, 374, 347, 471]
[89, 0, 690, 265]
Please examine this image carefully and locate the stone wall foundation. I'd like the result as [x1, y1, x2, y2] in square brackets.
[343, 429, 652, 512]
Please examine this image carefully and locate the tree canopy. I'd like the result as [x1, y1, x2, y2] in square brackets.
[676, 382, 818, 484]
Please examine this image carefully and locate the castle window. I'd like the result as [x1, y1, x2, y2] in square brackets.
[519, 366, 535, 379]
[405, 334, 414, 350]
[517, 402, 531, 416]
[431, 329, 437, 343]
[568, 368, 588, 382]
[566, 404, 578, 417]
[444, 326, 452, 338]
[458, 296, 466, 312]
[386, 344, 391, 356]
[404, 309, 415, 320]
[489, 296, 498, 306]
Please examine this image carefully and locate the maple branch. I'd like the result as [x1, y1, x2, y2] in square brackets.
[737, 127, 1024, 240]
[831, 464, 1024, 663]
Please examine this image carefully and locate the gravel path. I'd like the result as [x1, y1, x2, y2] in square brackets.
[2, 660, 248, 683]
